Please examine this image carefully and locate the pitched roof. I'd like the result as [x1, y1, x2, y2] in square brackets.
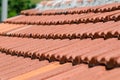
[35, 0, 120, 11]
[0, 2, 120, 80]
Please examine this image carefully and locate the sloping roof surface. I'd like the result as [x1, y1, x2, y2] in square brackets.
[0, 2, 120, 80]
[1, 53, 120, 80]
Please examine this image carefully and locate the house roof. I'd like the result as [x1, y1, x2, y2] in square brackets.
[0, 2, 120, 80]
[35, 0, 120, 11]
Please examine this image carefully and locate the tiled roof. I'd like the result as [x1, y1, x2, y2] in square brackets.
[0, 2, 120, 80]
[1, 53, 120, 80]
[22, 3, 120, 15]
[35, 0, 120, 11]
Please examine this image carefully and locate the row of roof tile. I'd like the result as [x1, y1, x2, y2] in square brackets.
[0, 23, 24, 33]
[0, 2, 120, 80]
[0, 53, 50, 80]
[21, 3, 120, 15]
[4, 10, 120, 25]
[1, 21, 119, 40]
[45, 64, 120, 80]
[1, 52, 120, 80]
[0, 36, 119, 69]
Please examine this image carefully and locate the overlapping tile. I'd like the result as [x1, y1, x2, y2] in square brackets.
[0, 53, 50, 80]
[1, 51, 120, 80]
[0, 23, 24, 33]
[0, 21, 119, 40]
[0, 2, 120, 80]
[21, 3, 120, 16]
[4, 10, 120, 25]
[10, 63, 73, 80]
[0, 36, 119, 69]
[44, 65, 120, 80]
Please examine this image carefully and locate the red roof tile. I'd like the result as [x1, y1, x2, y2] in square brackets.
[21, 3, 120, 15]
[0, 36, 119, 69]
[0, 2, 120, 80]
[0, 53, 50, 80]
[0, 52, 120, 80]
[2, 21, 119, 40]
[5, 10, 120, 25]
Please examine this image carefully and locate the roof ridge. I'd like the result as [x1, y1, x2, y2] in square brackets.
[21, 3, 120, 16]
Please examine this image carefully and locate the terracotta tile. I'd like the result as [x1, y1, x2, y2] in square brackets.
[0, 2, 120, 80]
[28, 63, 73, 80]
[21, 3, 120, 16]
[4, 21, 120, 40]
[0, 53, 50, 80]
[4, 9, 120, 25]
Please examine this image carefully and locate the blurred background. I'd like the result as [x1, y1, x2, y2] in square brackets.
[0, 0, 41, 21]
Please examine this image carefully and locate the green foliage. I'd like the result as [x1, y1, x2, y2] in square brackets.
[31, 0, 41, 4]
[0, 0, 36, 21]
[8, 0, 35, 17]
